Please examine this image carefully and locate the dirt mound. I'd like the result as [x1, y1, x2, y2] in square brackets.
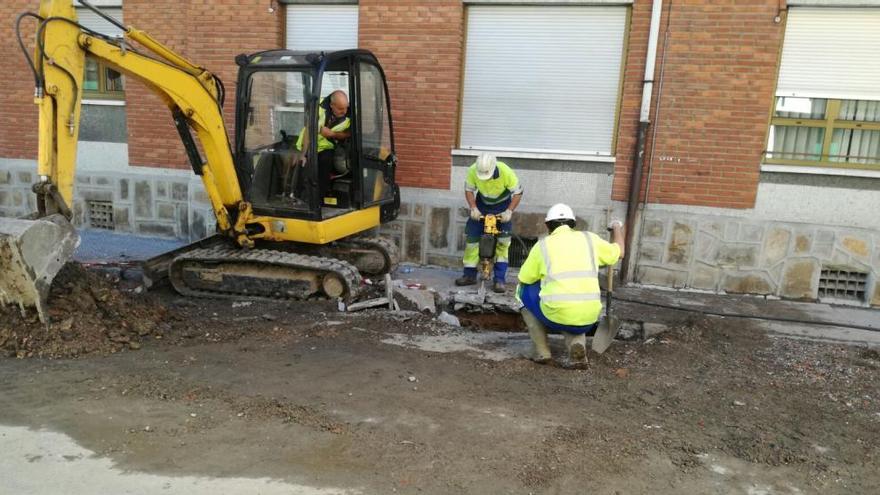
[0, 263, 167, 358]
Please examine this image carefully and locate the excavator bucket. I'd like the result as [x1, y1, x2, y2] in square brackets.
[0, 214, 79, 323]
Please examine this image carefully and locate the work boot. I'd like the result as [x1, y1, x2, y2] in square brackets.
[455, 275, 477, 286]
[522, 309, 552, 364]
[492, 280, 506, 293]
[563, 342, 588, 369]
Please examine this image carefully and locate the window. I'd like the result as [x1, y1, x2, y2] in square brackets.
[766, 97, 880, 167]
[76, 4, 125, 100]
[767, 7, 880, 169]
[285, 5, 358, 51]
[459, 5, 627, 156]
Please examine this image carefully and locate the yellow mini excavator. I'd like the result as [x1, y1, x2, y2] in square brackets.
[1, 0, 401, 321]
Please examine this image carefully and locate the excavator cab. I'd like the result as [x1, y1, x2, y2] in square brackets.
[235, 50, 400, 224]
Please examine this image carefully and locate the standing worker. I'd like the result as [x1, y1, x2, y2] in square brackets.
[516, 204, 625, 368]
[455, 153, 523, 293]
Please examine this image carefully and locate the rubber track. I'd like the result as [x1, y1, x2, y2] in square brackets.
[333, 235, 400, 276]
[168, 246, 362, 301]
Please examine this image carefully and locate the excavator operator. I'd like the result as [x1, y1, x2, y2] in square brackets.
[295, 90, 352, 199]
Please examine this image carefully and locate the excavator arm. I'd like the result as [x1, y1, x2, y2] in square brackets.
[33, 0, 242, 232]
[1, 0, 250, 321]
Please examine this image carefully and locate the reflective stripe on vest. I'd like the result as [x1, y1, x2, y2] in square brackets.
[538, 231, 599, 302]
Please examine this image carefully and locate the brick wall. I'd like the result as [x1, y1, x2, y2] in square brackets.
[124, 0, 283, 169]
[359, 0, 463, 190]
[0, 1, 42, 161]
[613, 0, 785, 209]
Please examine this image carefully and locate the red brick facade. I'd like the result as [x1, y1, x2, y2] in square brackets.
[360, 0, 463, 190]
[0, 1, 789, 209]
[613, 0, 785, 209]
[0, 1, 41, 161]
[124, 0, 283, 169]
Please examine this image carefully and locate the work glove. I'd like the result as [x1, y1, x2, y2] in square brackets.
[608, 219, 624, 230]
[469, 207, 482, 221]
[499, 209, 513, 223]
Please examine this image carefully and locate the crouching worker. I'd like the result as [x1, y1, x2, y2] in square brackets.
[516, 204, 625, 368]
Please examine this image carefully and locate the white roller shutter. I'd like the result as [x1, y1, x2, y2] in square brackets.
[286, 5, 358, 51]
[76, 7, 124, 38]
[460, 6, 626, 156]
[777, 7, 880, 101]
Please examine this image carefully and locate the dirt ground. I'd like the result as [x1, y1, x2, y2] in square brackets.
[1, 264, 879, 494]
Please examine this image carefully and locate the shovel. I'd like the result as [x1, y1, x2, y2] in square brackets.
[591, 264, 619, 354]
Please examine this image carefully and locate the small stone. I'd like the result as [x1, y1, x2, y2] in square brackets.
[133, 286, 143, 294]
[408, 376, 417, 382]
[237, 412, 245, 418]
[190, 413, 197, 418]
[437, 311, 460, 327]
[733, 400, 746, 407]
[143, 426, 152, 432]
[614, 368, 630, 379]
[128, 342, 141, 350]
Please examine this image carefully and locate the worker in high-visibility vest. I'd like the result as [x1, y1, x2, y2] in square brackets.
[516, 203, 625, 368]
[455, 153, 523, 293]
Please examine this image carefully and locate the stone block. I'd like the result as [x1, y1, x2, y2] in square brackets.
[17, 171, 33, 184]
[511, 212, 548, 239]
[691, 265, 720, 291]
[398, 203, 410, 218]
[119, 178, 129, 200]
[429, 207, 450, 250]
[794, 233, 811, 254]
[639, 242, 664, 263]
[739, 224, 764, 243]
[817, 230, 835, 244]
[95, 177, 110, 186]
[191, 188, 210, 205]
[0, 171, 10, 184]
[177, 204, 189, 238]
[156, 182, 167, 199]
[191, 210, 208, 240]
[643, 323, 669, 339]
[138, 222, 176, 238]
[695, 232, 717, 262]
[872, 281, 880, 308]
[77, 176, 90, 185]
[842, 236, 870, 259]
[134, 181, 152, 218]
[395, 287, 437, 314]
[666, 222, 693, 266]
[701, 221, 724, 238]
[12, 191, 23, 206]
[762, 227, 791, 267]
[643, 219, 665, 240]
[457, 207, 469, 220]
[724, 222, 739, 241]
[81, 189, 113, 202]
[781, 259, 818, 300]
[171, 182, 188, 201]
[404, 222, 424, 263]
[72, 201, 85, 226]
[114, 207, 131, 231]
[0, 191, 8, 206]
[716, 245, 757, 268]
[637, 266, 688, 288]
[157, 202, 175, 220]
[426, 253, 459, 269]
[413, 204, 424, 219]
[722, 273, 773, 295]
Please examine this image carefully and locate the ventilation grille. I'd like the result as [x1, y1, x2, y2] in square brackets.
[818, 268, 867, 302]
[509, 236, 538, 268]
[87, 200, 114, 230]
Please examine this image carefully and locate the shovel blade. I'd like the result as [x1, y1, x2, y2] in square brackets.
[0, 214, 79, 323]
[591, 315, 620, 354]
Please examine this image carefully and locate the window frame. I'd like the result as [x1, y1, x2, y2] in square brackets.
[764, 97, 880, 170]
[83, 58, 125, 101]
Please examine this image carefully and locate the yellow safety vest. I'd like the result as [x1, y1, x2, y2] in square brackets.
[517, 225, 620, 326]
[296, 101, 351, 153]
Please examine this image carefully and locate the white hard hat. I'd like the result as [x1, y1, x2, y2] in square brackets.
[475, 153, 497, 180]
[545, 203, 576, 222]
